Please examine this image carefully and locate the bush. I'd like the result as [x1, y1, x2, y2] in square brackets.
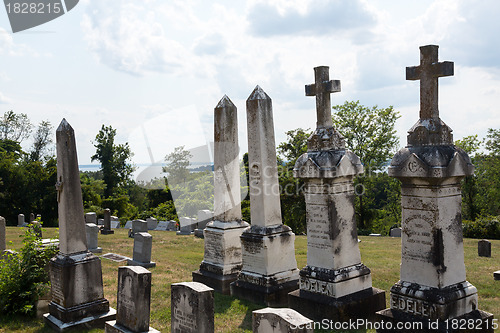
[0, 226, 58, 316]
[463, 216, 500, 239]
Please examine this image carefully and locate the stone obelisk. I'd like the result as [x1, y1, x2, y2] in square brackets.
[44, 119, 116, 332]
[288, 66, 386, 321]
[376, 45, 494, 332]
[230, 86, 299, 306]
[192, 95, 249, 294]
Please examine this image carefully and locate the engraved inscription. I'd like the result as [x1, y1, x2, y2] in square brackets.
[204, 232, 223, 262]
[307, 204, 331, 251]
[391, 294, 437, 318]
[50, 264, 64, 305]
[174, 308, 197, 331]
[402, 215, 432, 263]
[300, 277, 335, 297]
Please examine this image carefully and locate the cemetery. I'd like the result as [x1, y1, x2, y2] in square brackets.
[1, 44, 499, 333]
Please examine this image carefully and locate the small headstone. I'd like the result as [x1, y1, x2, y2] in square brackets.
[111, 216, 120, 229]
[129, 219, 148, 238]
[101, 208, 114, 235]
[177, 217, 195, 235]
[105, 266, 159, 333]
[0, 216, 6, 252]
[369, 233, 382, 237]
[494, 270, 500, 281]
[85, 212, 97, 224]
[196, 210, 213, 229]
[86, 223, 102, 253]
[155, 221, 168, 231]
[478, 239, 491, 257]
[146, 217, 158, 230]
[127, 232, 156, 268]
[171, 282, 214, 333]
[167, 220, 177, 231]
[253, 307, 313, 333]
[18, 214, 25, 227]
[30, 212, 35, 222]
[389, 228, 402, 237]
[124, 221, 132, 229]
[30, 221, 43, 239]
[98, 218, 104, 225]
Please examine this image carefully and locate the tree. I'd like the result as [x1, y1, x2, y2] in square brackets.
[91, 125, 134, 198]
[29, 120, 54, 162]
[455, 135, 481, 220]
[163, 146, 192, 185]
[0, 110, 32, 143]
[332, 101, 401, 230]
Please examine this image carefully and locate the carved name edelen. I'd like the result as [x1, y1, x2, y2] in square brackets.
[300, 277, 336, 297]
[391, 294, 436, 318]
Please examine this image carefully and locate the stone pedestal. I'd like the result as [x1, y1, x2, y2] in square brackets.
[127, 232, 156, 268]
[253, 307, 314, 333]
[171, 282, 214, 333]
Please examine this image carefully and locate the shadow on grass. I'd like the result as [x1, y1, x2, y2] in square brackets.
[214, 292, 261, 332]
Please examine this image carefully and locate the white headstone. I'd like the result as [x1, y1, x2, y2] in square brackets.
[86, 223, 101, 253]
[253, 308, 313, 333]
[85, 212, 97, 224]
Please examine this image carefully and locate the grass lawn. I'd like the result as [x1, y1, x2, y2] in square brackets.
[1, 227, 499, 332]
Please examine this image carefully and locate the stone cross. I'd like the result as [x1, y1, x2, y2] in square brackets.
[305, 66, 341, 129]
[56, 118, 87, 255]
[406, 45, 454, 119]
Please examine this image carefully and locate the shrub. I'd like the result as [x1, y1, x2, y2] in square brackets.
[463, 216, 500, 239]
[0, 226, 58, 316]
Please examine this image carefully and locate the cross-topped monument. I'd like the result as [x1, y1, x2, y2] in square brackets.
[406, 45, 453, 120]
[305, 66, 340, 129]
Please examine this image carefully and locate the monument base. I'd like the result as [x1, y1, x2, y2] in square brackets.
[176, 231, 193, 236]
[44, 308, 116, 332]
[89, 247, 102, 254]
[105, 320, 160, 333]
[127, 259, 156, 268]
[101, 229, 114, 235]
[230, 278, 298, 307]
[192, 269, 238, 295]
[194, 229, 204, 238]
[376, 309, 494, 333]
[288, 287, 386, 322]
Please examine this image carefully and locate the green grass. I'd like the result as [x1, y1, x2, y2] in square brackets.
[1, 227, 499, 332]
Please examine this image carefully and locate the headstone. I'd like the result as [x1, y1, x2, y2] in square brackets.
[18, 213, 26, 227]
[194, 229, 204, 238]
[129, 219, 148, 238]
[196, 209, 213, 229]
[389, 227, 402, 237]
[289, 66, 385, 321]
[171, 282, 214, 333]
[30, 212, 35, 222]
[376, 45, 494, 332]
[44, 119, 115, 331]
[177, 217, 195, 235]
[124, 221, 132, 229]
[146, 217, 158, 230]
[111, 220, 120, 229]
[127, 232, 156, 268]
[155, 221, 169, 231]
[478, 239, 491, 257]
[86, 223, 102, 253]
[101, 208, 114, 234]
[167, 220, 177, 231]
[192, 96, 249, 294]
[30, 220, 43, 239]
[0, 216, 6, 252]
[369, 233, 382, 237]
[494, 271, 500, 281]
[230, 86, 299, 306]
[105, 266, 159, 333]
[253, 308, 313, 333]
[98, 218, 104, 225]
[85, 212, 97, 224]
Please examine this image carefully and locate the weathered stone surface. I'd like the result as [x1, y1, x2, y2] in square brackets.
[390, 227, 402, 237]
[104, 266, 159, 333]
[85, 212, 97, 224]
[55, 119, 87, 255]
[155, 221, 169, 231]
[130, 220, 147, 238]
[127, 232, 155, 268]
[0, 216, 6, 252]
[377, 45, 493, 331]
[18, 214, 25, 227]
[146, 217, 158, 230]
[253, 307, 313, 333]
[86, 223, 102, 254]
[478, 239, 491, 257]
[111, 220, 120, 229]
[101, 209, 114, 235]
[171, 282, 214, 333]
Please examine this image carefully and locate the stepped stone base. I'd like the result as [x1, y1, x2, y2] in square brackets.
[192, 269, 238, 295]
[105, 320, 160, 333]
[230, 279, 298, 307]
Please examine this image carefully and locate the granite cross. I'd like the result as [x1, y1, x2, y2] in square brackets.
[406, 45, 454, 120]
[305, 66, 341, 129]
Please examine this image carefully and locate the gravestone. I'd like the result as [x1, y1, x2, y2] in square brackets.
[155, 221, 169, 231]
[376, 45, 494, 332]
[192, 96, 250, 294]
[127, 232, 156, 268]
[167, 220, 177, 231]
[30, 212, 35, 221]
[101, 208, 114, 235]
[177, 217, 195, 235]
[129, 219, 147, 238]
[196, 209, 213, 229]
[146, 217, 158, 230]
[43, 119, 115, 331]
[171, 282, 214, 333]
[85, 212, 97, 224]
[253, 308, 313, 333]
[30, 220, 43, 239]
[478, 239, 491, 257]
[111, 220, 120, 229]
[98, 218, 104, 225]
[0, 216, 5, 252]
[389, 228, 402, 237]
[494, 271, 500, 281]
[86, 223, 102, 253]
[124, 221, 132, 229]
[289, 66, 385, 321]
[18, 213, 27, 227]
[105, 266, 159, 333]
[230, 86, 299, 306]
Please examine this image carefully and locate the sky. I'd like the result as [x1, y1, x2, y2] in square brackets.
[1, 0, 499, 181]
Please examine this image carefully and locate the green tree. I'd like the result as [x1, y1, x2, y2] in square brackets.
[91, 125, 134, 198]
[29, 120, 54, 162]
[163, 146, 192, 185]
[455, 135, 481, 220]
[0, 110, 32, 142]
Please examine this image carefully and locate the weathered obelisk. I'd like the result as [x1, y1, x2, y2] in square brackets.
[376, 45, 494, 332]
[192, 95, 249, 294]
[44, 119, 116, 332]
[230, 86, 299, 306]
[288, 66, 385, 321]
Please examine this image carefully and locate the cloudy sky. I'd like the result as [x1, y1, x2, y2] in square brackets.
[0, 0, 499, 176]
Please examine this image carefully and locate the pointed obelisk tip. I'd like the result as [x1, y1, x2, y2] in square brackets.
[216, 95, 236, 109]
[57, 118, 73, 133]
[248, 85, 270, 101]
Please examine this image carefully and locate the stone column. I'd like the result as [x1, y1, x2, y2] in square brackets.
[288, 66, 385, 321]
[43, 119, 116, 331]
[376, 45, 494, 332]
[193, 95, 249, 294]
[101, 208, 114, 234]
[230, 86, 299, 306]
